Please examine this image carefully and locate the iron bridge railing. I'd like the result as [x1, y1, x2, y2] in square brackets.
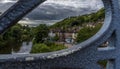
[0, 0, 120, 69]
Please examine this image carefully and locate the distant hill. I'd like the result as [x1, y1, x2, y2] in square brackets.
[50, 8, 105, 29]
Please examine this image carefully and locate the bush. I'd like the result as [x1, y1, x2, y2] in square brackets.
[31, 43, 67, 53]
[31, 43, 51, 53]
[43, 41, 54, 46]
[49, 43, 67, 51]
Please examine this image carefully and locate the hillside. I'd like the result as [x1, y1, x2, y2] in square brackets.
[50, 8, 105, 29]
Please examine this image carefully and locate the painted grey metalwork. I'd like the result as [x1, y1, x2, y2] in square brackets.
[0, 0, 119, 69]
[0, 0, 45, 34]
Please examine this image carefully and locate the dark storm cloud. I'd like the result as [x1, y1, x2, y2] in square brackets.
[0, 0, 103, 20]
[26, 3, 96, 20]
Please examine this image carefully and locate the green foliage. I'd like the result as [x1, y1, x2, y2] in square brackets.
[49, 43, 67, 51]
[31, 43, 51, 53]
[0, 36, 7, 47]
[11, 24, 22, 40]
[21, 35, 29, 41]
[76, 23, 102, 43]
[0, 24, 22, 48]
[1, 24, 22, 42]
[22, 25, 33, 41]
[53, 34, 59, 41]
[31, 42, 67, 53]
[31, 8, 105, 53]
[33, 24, 49, 43]
[0, 41, 22, 54]
[98, 60, 107, 68]
[0, 8, 105, 54]
[0, 24, 33, 48]
[50, 8, 105, 30]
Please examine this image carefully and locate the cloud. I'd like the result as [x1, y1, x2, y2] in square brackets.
[26, 4, 92, 20]
[0, 0, 17, 3]
[0, 0, 104, 20]
[44, 0, 103, 9]
[0, 0, 17, 12]
[26, 0, 103, 20]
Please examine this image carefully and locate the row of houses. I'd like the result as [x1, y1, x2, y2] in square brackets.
[49, 27, 80, 44]
[49, 20, 104, 44]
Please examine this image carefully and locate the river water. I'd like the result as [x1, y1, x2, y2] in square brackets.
[12, 42, 33, 54]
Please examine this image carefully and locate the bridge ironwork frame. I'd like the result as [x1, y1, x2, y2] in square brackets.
[0, 0, 119, 69]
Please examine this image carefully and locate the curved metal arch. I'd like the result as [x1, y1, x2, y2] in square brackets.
[0, 0, 119, 69]
[0, 0, 46, 34]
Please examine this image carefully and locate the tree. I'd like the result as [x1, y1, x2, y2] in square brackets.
[3, 24, 22, 41]
[76, 23, 102, 43]
[34, 24, 49, 43]
[0, 35, 6, 47]
[10, 24, 22, 41]
[22, 25, 33, 41]
[53, 34, 59, 41]
[50, 8, 104, 30]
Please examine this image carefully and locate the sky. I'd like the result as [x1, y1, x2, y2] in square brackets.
[0, 0, 103, 20]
